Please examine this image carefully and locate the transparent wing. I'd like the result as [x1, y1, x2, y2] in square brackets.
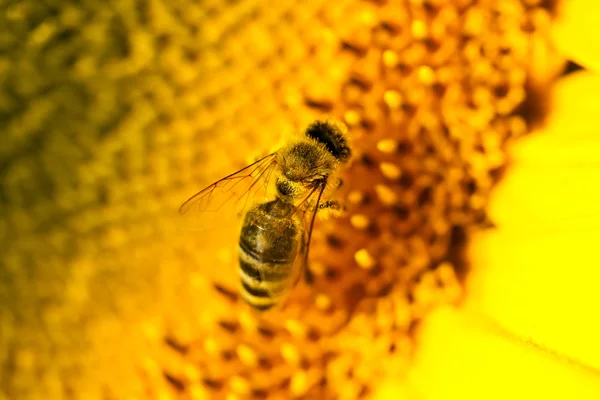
[254, 183, 327, 313]
[179, 153, 279, 232]
[296, 182, 327, 284]
[247, 184, 325, 313]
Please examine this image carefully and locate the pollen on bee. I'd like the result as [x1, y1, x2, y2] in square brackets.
[354, 249, 376, 270]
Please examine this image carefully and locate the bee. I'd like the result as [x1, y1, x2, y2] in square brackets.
[179, 120, 351, 310]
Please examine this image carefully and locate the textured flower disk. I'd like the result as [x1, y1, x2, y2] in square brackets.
[0, 0, 566, 400]
[160, 1, 555, 399]
[385, 0, 600, 397]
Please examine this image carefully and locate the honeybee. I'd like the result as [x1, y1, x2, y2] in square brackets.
[179, 120, 351, 310]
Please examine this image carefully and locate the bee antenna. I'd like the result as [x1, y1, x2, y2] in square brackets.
[305, 120, 351, 162]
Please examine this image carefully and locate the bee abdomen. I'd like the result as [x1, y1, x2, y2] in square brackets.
[239, 226, 298, 265]
[239, 238, 295, 266]
[237, 201, 302, 310]
[238, 249, 294, 310]
[238, 257, 292, 293]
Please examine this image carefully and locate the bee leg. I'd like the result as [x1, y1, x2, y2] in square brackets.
[318, 200, 345, 212]
[335, 178, 344, 189]
[304, 267, 314, 284]
[301, 233, 315, 284]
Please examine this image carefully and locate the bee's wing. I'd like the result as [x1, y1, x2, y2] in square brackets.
[259, 183, 327, 314]
[251, 184, 325, 312]
[178, 153, 279, 232]
[298, 182, 328, 283]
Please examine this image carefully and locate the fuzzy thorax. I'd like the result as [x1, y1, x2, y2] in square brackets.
[275, 120, 350, 204]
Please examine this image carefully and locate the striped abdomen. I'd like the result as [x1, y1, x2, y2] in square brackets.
[238, 200, 305, 310]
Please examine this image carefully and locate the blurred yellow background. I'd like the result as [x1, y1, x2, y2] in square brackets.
[1, 0, 599, 399]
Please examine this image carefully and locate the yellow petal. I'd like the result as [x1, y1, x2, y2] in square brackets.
[553, 0, 600, 72]
[467, 226, 600, 373]
[485, 153, 600, 231]
[464, 70, 600, 380]
[543, 71, 600, 140]
[403, 307, 600, 399]
[488, 71, 600, 231]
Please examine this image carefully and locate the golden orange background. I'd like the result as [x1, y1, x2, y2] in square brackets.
[1, 0, 599, 399]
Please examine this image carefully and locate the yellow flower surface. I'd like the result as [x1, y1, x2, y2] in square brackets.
[1, 0, 597, 399]
[552, 0, 600, 72]
[392, 70, 600, 399]
[388, 1, 600, 398]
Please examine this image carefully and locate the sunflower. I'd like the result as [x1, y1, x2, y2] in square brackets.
[1, 1, 598, 400]
[376, 0, 600, 398]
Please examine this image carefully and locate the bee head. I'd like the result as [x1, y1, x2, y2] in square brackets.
[304, 120, 351, 163]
